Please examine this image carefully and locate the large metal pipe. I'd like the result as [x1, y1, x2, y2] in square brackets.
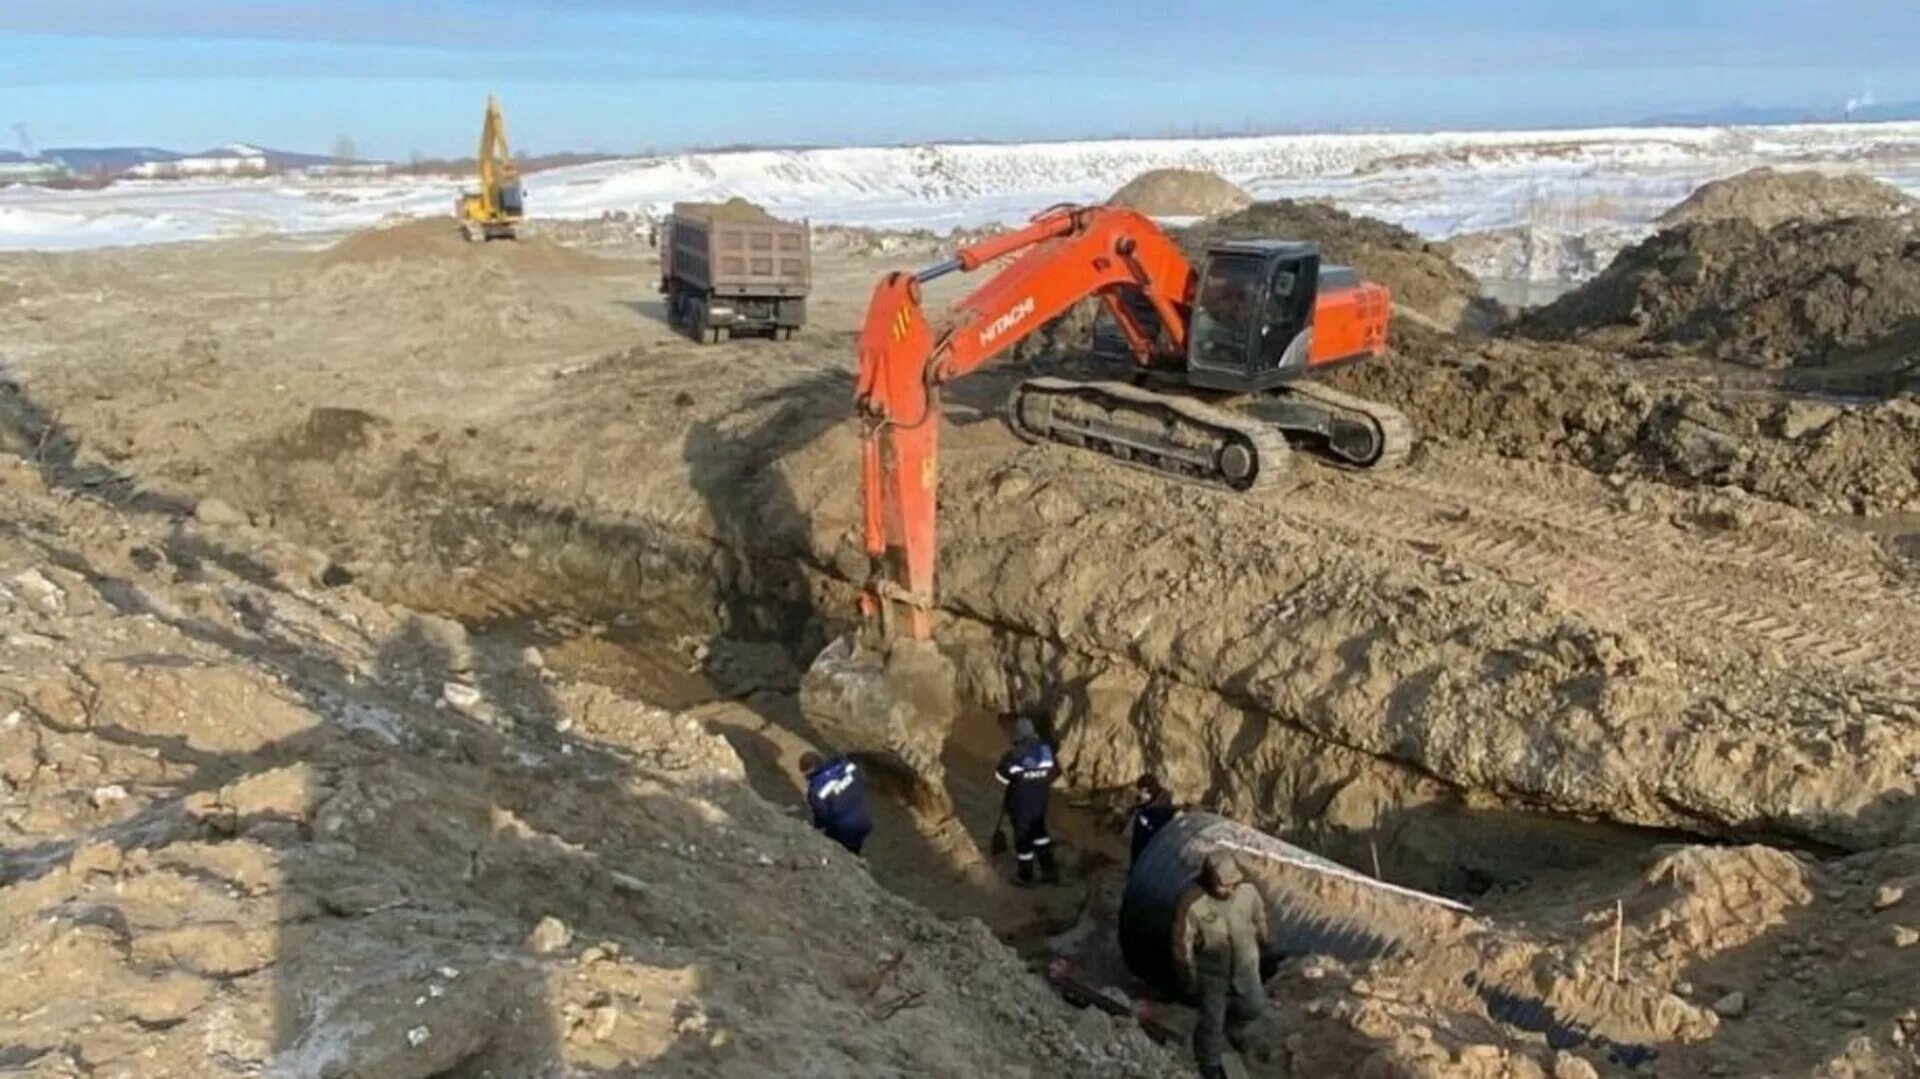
[1118, 812, 1470, 996]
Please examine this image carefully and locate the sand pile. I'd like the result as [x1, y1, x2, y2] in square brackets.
[322, 217, 623, 275]
[1181, 200, 1497, 332]
[1107, 168, 1252, 217]
[1521, 215, 1920, 373]
[1660, 167, 1919, 229]
[671, 197, 778, 223]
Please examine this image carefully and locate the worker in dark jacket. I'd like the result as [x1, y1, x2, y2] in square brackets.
[995, 717, 1061, 886]
[799, 751, 872, 855]
[1128, 772, 1177, 866]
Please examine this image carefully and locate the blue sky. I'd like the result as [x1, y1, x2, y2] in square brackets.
[4, 0, 1919, 156]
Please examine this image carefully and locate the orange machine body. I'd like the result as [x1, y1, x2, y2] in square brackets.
[852, 204, 1390, 641]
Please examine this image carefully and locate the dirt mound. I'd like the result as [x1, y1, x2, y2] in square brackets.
[672, 197, 777, 224]
[1267, 840, 1920, 1077]
[1107, 168, 1252, 217]
[1329, 330, 1920, 515]
[1181, 200, 1497, 332]
[1660, 167, 1919, 229]
[321, 217, 623, 275]
[1521, 215, 1920, 371]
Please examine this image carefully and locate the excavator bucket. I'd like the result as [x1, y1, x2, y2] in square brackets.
[798, 633, 958, 819]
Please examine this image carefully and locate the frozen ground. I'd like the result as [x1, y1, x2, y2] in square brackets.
[5, 121, 1920, 281]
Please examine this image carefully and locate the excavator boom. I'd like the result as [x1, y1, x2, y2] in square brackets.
[854, 205, 1195, 639]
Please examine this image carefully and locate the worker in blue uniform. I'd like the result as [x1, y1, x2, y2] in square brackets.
[994, 717, 1061, 886]
[799, 751, 872, 855]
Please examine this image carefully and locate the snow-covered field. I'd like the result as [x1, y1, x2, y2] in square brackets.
[6, 121, 1920, 282]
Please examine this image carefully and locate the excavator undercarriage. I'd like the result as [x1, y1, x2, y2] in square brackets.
[1009, 374, 1412, 491]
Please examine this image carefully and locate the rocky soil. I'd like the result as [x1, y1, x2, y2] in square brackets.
[0, 434, 1170, 1078]
[1328, 327, 1920, 515]
[1521, 214, 1920, 389]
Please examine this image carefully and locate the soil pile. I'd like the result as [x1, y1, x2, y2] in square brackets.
[322, 217, 623, 275]
[1521, 214, 1920, 373]
[1107, 168, 1252, 217]
[1331, 329, 1920, 515]
[672, 197, 778, 224]
[0, 454, 1171, 1078]
[1182, 200, 1498, 332]
[1660, 167, 1919, 229]
[1261, 842, 1920, 1077]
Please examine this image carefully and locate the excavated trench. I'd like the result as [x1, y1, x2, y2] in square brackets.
[292, 473, 1695, 914]
[258, 476, 1761, 1067]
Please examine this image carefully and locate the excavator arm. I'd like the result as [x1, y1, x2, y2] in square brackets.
[853, 205, 1198, 640]
[476, 94, 517, 217]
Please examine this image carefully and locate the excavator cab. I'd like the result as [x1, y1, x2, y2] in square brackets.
[497, 182, 525, 218]
[1185, 242, 1322, 392]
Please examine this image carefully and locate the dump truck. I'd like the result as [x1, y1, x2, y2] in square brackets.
[658, 200, 810, 342]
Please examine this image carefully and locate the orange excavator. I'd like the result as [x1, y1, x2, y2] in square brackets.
[801, 203, 1408, 797]
[853, 202, 1405, 641]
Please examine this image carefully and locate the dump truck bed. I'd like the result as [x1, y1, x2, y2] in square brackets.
[663, 202, 810, 298]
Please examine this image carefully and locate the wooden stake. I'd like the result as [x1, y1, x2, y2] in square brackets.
[1612, 899, 1624, 982]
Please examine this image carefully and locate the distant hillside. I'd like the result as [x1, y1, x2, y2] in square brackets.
[44, 147, 182, 173]
[25, 144, 364, 177]
[237, 143, 348, 170]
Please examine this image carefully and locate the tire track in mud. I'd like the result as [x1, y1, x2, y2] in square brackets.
[1280, 466, 1920, 694]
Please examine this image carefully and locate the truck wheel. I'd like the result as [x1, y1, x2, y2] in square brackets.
[688, 300, 708, 342]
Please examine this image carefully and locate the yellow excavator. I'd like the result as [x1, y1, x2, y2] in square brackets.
[455, 94, 524, 241]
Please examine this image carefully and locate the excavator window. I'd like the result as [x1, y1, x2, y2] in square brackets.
[1257, 254, 1318, 374]
[1188, 255, 1264, 372]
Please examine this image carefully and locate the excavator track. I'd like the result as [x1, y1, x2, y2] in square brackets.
[1009, 377, 1292, 491]
[1258, 380, 1415, 471]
